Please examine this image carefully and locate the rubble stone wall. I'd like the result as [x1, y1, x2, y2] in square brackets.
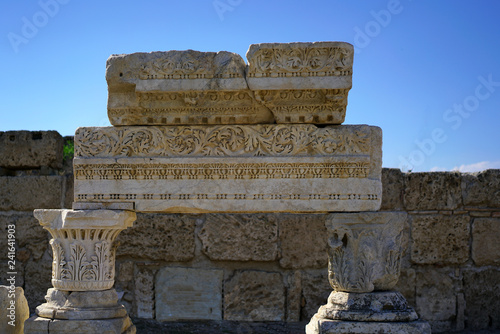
[0, 131, 498, 333]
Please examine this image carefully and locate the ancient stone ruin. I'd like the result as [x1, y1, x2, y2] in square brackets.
[24, 42, 431, 333]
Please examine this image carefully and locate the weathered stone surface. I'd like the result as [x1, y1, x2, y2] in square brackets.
[286, 271, 302, 322]
[316, 291, 417, 322]
[134, 266, 155, 319]
[0, 286, 29, 334]
[415, 269, 457, 332]
[394, 268, 416, 307]
[325, 212, 407, 292]
[198, 214, 278, 261]
[0, 176, 63, 211]
[36, 288, 126, 320]
[246, 42, 353, 124]
[63, 173, 74, 209]
[0, 213, 48, 261]
[24, 315, 136, 334]
[224, 270, 285, 321]
[106, 50, 273, 126]
[463, 269, 500, 330]
[116, 213, 195, 261]
[306, 317, 431, 334]
[74, 124, 382, 213]
[410, 214, 470, 264]
[404, 172, 462, 210]
[34, 209, 136, 291]
[462, 169, 500, 208]
[381, 168, 404, 210]
[24, 256, 52, 314]
[0, 131, 63, 169]
[156, 267, 223, 321]
[300, 271, 331, 320]
[472, 218, 500, 266]
[279, 214, 327, 269]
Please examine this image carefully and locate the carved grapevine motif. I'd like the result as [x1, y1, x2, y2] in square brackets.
[75, 125, 371, 158]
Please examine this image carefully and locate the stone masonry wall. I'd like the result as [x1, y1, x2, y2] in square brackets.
[0, 131, 499, 332]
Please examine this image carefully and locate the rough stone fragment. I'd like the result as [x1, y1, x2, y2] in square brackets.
[0, 286, 29, 334]
[462, 169, 500, 208]
[381, 168, 404, 210]
[198, 213, 278, 261]
[472, 218, 500, 266]
[156, 267, 223, 321]
[463, 269, 500, 330]
[116, 213, 195, 261]
[325, 212, 407, 292]
[224, 270, 285, 321]
[415, 269, 457, 332]
[410, 214, 470, 264]
[0, 176, 63, 211]
[300, 271, 332, 320]
[246, 42, 353, 124]
[134, 266, 155, 319]
[106, 50, 273, 125]
[403, 172, 463, 211]
[74, 124, 382, 213]
[279, 214, 327, 269]
[0, 131, 63, 169]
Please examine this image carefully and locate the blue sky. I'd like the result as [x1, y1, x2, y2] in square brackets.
[1, 0, 499, 172]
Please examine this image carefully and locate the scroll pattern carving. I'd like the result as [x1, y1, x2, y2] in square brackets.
[75, 125, 371, 158]
[326, 213, 406, 293]
[75, 162, 369, 181]
[247, 46, 353, 78]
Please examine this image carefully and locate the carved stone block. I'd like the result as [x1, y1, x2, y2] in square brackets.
[246, 42, 353, 124]
[73, 124, 382, 213]
[106, 50, 273, 125]
[325, 212, 407, 293]
[34, 209, 136, 291]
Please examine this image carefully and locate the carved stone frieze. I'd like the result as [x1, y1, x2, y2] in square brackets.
[73, 124, 382, 213]
[34, 209, 136, 291]
[106, 50, 274, 125]
[246, 42, 353, 124]
[325, 212, 407, 293]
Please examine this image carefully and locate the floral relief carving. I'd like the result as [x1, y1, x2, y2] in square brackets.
[75, 125, 372, 158]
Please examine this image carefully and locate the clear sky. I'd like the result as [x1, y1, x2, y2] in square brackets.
[1, 0, 499, 172]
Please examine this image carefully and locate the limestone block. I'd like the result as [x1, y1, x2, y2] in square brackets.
[134, 266, 155, 319]
[300, 271, 332, 320]
[0, 213, 48, 261]
[24, 256, 52, 314]
[278, 214, 328, 269]
[415, 269, 457, 332]
[403, 172, 462, 210]
[286, 271, 302, 322]
[410, 214, 470, 264]
[306, 318, 431, 334]
[74, 124, 382, 213]
[394, 268, 416, 307]
[463, 269, 500, 330]
[246, 42, 353, 124]
[198, 213, 278, 261]
[224, 270, 285, 321]
[0, 176, 63, 211]
[155, 267, 223, 321]
[0, 131, 63, 169]
[116, 213, 195, 261]
[106, 50, 273, 125]
[462, 169, 500, 208]
[325, 212, 407, 292]
[0, 286, 29, 334]
[381, 168, 404, 210]
[34, 209, 136, 291]
[24, 315, 135, 334]
[472, 218, 500, 265]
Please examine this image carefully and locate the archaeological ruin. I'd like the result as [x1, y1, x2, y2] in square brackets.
[0, 42, 499, 333]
